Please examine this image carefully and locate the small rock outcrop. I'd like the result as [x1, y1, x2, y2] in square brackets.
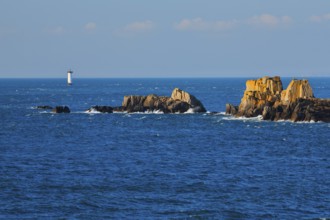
[36, 105, 53, 110]
[52, 106, 70, 113]
[171, 88, 206, 112]
[225, 104, 238, 115]
[226, 76, 330, 122]
[121, 88, 206, 113]
[86, 106, 113, 113]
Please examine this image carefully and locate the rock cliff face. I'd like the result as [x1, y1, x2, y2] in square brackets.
[237, 76, 283, 117]
[226, 76, 330, 122]
[281, 79, 314, 104]
[121, 88, 206, 113]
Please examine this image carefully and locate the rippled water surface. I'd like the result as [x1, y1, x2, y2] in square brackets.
[0, 78, 329, 219]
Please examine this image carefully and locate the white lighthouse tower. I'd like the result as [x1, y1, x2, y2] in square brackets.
[67, 69, 73, 85]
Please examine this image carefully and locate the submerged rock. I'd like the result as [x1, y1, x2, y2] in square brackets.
[52, 106, 70, 113]
[36, 105, 53, 110]
[226, 76, 330, 122]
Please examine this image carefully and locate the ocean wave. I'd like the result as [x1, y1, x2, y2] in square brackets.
[126, 110, 165, 114]
[136, 116, 147, 120]
[223, 115, 323, 123]
[276, 119, 322, 124]
[214, 112, 227, 115]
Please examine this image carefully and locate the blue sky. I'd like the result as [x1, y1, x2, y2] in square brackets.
[1, 0, 330, 78]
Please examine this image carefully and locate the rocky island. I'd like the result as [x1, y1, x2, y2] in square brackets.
[226, 76, 330, 122]
[86, 88, 206, 114]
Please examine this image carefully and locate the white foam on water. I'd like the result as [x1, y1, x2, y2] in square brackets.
[84, 109, 101, 114]
[113, 111, 128, 114]
[146, 110, 164, 114]
[215, 112, 227, 115]
[276, 119, 323, 124]
[128, 110, 165, 114]
[223, 115, 263, 122]
[39, 111, 49, 114]
[184, 108, 196, 114]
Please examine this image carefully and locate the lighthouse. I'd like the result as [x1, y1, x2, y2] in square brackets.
[67, 69, 73, 85]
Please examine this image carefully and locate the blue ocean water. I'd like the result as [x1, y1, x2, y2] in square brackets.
[0, 78, 329, 219]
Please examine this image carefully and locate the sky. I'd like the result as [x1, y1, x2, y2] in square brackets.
[1, 0, 330, 78]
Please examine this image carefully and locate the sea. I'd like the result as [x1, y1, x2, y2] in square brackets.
[0, 77, 329, 219]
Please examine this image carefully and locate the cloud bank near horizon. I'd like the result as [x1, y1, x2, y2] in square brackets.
[1, 1, 330, 78]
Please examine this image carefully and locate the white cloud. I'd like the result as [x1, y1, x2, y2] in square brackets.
[309, 13, 330, 22]
[174, 14, 292, 32]
[247, 14, 293, 27]
[85, 22, 96, 31]
[174, 17, 237, 31]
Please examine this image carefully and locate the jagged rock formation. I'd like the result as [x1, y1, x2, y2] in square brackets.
[226, 76, 330, 122]
[121, 88, 206, 113]
[52, 106, 70, 113]
[237, 76, 283, 117]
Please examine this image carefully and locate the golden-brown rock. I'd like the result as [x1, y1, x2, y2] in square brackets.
[281, 79, 314, 104]
[171, 88, 206, 112]
[226, 76, 330, 122]
[245, 76, 282, 94]
[120, 88, 206, 113]
[237, 76, 282, 117]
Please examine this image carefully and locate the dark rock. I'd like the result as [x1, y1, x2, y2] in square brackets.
[290, 98, 330, 122]
[226, 104, 238, 115]
[87, 106, 113, 113]
[262, 106, 274, 120]
[52, 106, 70, 113]
[167, 100, 190, 113]
[112, 106, 125, 112]
[36, 105, 53, 109]
[122, 95, 146, 113]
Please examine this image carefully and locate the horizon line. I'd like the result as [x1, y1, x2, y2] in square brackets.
[0, 75, 330, 79]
